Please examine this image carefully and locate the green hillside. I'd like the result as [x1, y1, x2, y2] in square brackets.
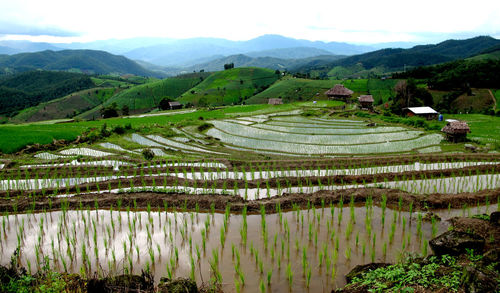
[78, 72, 210, 119]
[177, 67, 279, 106]
[249, 77, 399, 104]
[295, 36, 500, 79]
[0, 71, 94, 115]
[0, 49, 162, 77]
[12, 87, 120, 122]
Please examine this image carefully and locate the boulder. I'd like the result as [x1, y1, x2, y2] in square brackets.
[490, 211, 500, 226]
[429, 230, 485, 256]
[462, 264, 500, 293]
[158, 277, 198, 293]
[345, 263, 391, 283]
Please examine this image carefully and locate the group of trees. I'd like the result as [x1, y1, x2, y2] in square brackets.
[100, 102, 129, 118]
[223, 63, 234, 70]
[389, 79, 433, 115]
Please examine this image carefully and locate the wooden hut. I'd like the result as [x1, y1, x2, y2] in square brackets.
[441, 120, 470, 142]
[325, 84, 353, 101]
[268, 98, 283, 105]
[403, 106, 439, 120]
[358, 95, 374, 110]
[168, 101, 182, 110]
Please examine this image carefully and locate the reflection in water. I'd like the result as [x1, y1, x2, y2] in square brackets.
[0, 204, 494, 292]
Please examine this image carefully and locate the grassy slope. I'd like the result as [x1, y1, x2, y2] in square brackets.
[12, 87, 119, 122]
[247, 77, 333, 104]
[177, 67, 279, 106]
[494, 89, 500, 110]
[451, 89, 495, 113]
[78, 73, 210, 119]
[250, 77, 400, 104]
[467, 50, 500, 61]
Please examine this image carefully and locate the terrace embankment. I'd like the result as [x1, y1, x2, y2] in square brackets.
[1, 186, 498, 214]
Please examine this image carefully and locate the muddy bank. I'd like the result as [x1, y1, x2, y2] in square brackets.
[1, 186, 498, 214]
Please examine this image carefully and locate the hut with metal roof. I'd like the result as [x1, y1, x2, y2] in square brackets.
[358, 95, 374, 110]
[167, 101, 182, 110]
[325, 84, 353, 101]
[441, 121, 471, 142]
[403, 106, 439, 120]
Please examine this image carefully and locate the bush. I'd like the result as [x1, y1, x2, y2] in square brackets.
[197, 123, 213, 132]
[142, 149, 155, 160]
[112, 125, 125, 134]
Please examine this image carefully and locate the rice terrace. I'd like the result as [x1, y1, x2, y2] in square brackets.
[1, 10, 500, 292]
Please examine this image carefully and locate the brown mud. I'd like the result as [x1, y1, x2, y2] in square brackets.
[1, 186, 499, 214]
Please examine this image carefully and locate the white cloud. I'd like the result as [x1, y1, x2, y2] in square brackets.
[0, 0, 499, 43]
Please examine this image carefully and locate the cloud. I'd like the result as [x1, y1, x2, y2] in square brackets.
[0, 21, 80, 37]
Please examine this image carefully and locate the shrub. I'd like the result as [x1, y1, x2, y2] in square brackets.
[142, 149, 155, 160]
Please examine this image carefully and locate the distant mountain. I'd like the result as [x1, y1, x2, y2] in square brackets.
[245, 47, 334, 59]
[0, 40, 62, 54]
[0, 50, 163, 77]
[184, 54, 344, 73]
[122, 34, 373, 66]
[295, 36, 500, 78]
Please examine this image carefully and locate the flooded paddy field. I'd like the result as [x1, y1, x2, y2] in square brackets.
[1, 201, 496, 292]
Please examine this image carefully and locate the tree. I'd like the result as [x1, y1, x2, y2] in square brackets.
[100, 102, 119, 118]
[390, 79, 434, 115]
[158, 97, 173, 110]
[121, 105, 129, 116]
[224, 63, 234, 70]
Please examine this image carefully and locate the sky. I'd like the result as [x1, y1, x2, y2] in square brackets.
[1, 0, 499, 44]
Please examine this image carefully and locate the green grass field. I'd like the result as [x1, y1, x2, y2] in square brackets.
[247, 78, 333, 104]
[493, 89, 500, 110]
[177, 68, 279, 106]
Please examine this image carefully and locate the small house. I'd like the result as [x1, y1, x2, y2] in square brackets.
[168, 101, 182, 110]
[325, 84, 353, 101]
[358, 95, 374, 110]
[441, 121, 470, 142]
[268, 98, 283, 105]
[403, 106, 439, 120]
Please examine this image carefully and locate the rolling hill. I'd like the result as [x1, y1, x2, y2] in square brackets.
[177, 67, 280, 106]
[0, 71, 94, 115]
[295, 36, 500, 78]
[12, 87, 120, 122]
[247, 77, 399, 104]
[0, 49, 162, 77]
[78, 72, 210, 119]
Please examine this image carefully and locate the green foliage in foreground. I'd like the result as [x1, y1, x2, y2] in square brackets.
[349, 254, 462, 292]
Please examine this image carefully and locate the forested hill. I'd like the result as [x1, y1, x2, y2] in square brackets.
[0, 49, 162, 77]
[294, 36, 500, 77]
[0, 71, 94, 115]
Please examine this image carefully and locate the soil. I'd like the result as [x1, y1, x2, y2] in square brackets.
[1, 186, 499, 214]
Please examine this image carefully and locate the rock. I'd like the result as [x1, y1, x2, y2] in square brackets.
[422, 212, 441, 222]
[429, 230, 485, 256]
[462, 264, 500, 293]
[345, 263, 391, 283]
[158, 277, 198, 293]
[490, 211, 500, 226]
[480, 248, 500, 271]
[465, 144, 478, 152]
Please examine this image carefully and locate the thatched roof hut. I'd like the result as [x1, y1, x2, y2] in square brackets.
[358, 95, 374, 110]
[268, 98, 283, 105]
[441, 121, 470, 142]
[325, 84, 353, 100]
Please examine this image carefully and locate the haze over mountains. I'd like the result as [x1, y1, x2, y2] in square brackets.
[0, 34, 498, 79]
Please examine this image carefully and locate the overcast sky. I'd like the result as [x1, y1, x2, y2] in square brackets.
[1, 0, 499, 44]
